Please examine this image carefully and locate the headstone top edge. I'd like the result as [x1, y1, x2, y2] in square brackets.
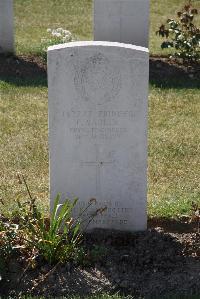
[47, 41, 149, 53]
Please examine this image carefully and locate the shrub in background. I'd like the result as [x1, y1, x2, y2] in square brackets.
[156, 2, 200, 61]
[40, 27, 74, 60]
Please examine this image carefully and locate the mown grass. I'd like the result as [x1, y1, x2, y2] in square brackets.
[148, 87, 200, 217]
[15, 0, 92, 55]
[0, 0, 199, 217]
[0, 82, 49, 213]
[0, 79, 199, 217]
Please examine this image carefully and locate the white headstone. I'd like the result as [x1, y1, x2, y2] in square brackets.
[0, 0, 14, 53]
[48, 41, 149, 232]
[94, 0, 149, 48]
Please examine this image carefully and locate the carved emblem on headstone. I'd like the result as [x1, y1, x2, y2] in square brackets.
[74, 53, 121, 105]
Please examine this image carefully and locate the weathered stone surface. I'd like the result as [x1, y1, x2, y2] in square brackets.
[94, 0, 149, 48]
[48, 41, 149, 231]
[0, 0, 14, 53]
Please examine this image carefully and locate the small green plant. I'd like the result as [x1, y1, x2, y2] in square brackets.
[0, 173, 107, 273]
[156, 1, 200, 61]
[16, 174, 107, 265]
[16, 173, 83, 264]
[17, 194, 83, 264]
[40, 27, 74, 60]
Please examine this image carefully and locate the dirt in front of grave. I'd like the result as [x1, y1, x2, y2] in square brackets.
[0, 54, 47, 86]
[0, 53, 200, 89]
[0, 223, 199, 299]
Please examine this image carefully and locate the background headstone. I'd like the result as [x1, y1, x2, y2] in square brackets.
[94, 0, 149, 48]
[0, 0, 14, 53]
[48, 41, 149, 232]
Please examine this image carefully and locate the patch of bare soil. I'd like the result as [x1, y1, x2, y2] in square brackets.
[0, 225, 199, 298]
[150, 56, 200, 88]
[0, 54, 200, 88]
[0, 54, 47, 86]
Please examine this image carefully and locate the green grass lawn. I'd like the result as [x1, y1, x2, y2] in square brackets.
[148, 87, 200, 217]
[0, 0, 199, 217]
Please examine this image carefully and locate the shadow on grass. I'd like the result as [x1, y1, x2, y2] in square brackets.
[0, 54, 47, 87]
[149, 57, 200, 89]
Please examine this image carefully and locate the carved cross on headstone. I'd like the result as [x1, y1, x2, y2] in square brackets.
[81, 144, 114, 200]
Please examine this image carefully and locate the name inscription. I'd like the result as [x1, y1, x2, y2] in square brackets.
[67, 109, 133, 140]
